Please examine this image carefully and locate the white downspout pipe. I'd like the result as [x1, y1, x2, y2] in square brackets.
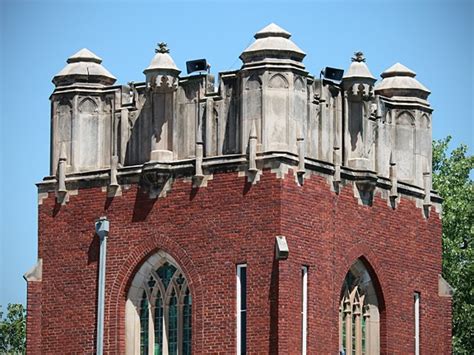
[95, 217, 109, 355]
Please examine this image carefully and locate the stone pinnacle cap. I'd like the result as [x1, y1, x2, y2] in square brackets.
[53, 48, 116, 86]
[240, 23, 306, 66]
[144, 42, 181, 75]
[375, 62, 430, 98]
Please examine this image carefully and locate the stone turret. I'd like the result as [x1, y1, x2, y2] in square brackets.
[342, 52, 377, 170]
[144, 42, 181, 89]
[144, 43, 180, 162]
[239, 23, 308, 155]
[50, 49, 117, 174]
[375, 63, 432, 187]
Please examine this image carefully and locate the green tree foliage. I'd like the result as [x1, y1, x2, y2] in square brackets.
[0, 303, 26, 354]
[432, 136, 474, 354]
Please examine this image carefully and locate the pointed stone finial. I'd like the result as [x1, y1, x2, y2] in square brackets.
[57, 143, 67, 197]
[195, 143, 204, 179]
[155, 42, 170, 54]
[352, 51, 366, 63]
[334, 132, 341, 150]
[110, 155, 119, 188]
[297, 137, 305, 177]
[248, 120, 258, 173]
[249, 119, 258, 139]
[389, 152, 398, 199]
[59, 142, 67, 161]
[423, 172, 432, 208]
[389, 151, 395, 166]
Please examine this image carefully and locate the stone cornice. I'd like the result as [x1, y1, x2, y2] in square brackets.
[37, 153, 442, 217]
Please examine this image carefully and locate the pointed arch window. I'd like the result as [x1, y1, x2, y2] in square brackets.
[126, 252, 192, 355]
[339, 259, 380, 355]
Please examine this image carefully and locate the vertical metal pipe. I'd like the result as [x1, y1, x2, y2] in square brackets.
[95, 217, 109, 355]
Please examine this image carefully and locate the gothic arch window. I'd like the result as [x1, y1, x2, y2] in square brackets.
[339, 259, 380, 355]
[126, 251, 192, 355]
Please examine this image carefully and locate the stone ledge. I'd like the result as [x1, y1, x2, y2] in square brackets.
[36, 152, 441, 209]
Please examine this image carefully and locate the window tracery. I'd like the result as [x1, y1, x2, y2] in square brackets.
[339, 259, 380, 355]
[126, 252, 192, 355]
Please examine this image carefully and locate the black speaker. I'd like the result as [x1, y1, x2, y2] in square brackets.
[322, 67, 344, 82]
[186, 59, 208, 74]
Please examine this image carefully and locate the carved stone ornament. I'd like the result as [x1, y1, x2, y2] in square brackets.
[141, 168, 171, 191]
[156, 42, 170, 54]
[352, 51, 366, 63]
[355, 179, 376, 206]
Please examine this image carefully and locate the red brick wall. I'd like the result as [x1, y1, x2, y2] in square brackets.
[26, 281, 42, 354]
[279, 171, 451, 354]
[29, 169, 451, 354]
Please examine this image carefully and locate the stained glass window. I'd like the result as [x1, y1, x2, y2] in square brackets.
[361, 312, 366, 354]
[339, 259, 381, 355]
[140, 291, 149, 355]
[154, 291, 163, 355]
[183, 289, 192, 355]
[128, 254, 192, 355]
[156, 263, 177, 290]
[168, 290, 178, 355]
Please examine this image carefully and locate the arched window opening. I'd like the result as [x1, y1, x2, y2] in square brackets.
[126, 252, 192, 355]
[339, 259, 380, 355]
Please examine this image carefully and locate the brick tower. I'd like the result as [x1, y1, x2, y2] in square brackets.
[24, 24, 452, 354]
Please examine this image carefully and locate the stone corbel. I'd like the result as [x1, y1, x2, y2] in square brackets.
[141, 167, 172, 199]
[355, 179, 376, 206]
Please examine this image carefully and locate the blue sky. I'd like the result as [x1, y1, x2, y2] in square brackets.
[0, 0, 472, 307]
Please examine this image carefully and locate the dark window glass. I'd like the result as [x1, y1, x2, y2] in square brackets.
[156, 263, 177, 290]
[154, 290, 163, 355]
[241, 308, 247, 354]
[168, 290, 178, 355]
[183, 289, 192, 355]
[240, 267, 247, 311]
[140, 291, 149, 355]
[239, 266, 247, 355]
